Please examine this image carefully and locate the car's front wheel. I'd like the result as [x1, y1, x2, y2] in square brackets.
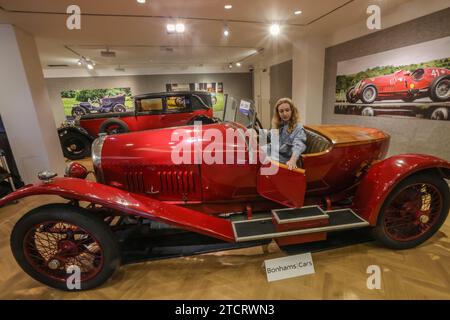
[373, 173, 449, 250]
[361, 85, 378, 104]
[10, 204, 121, 291]
[430, 75, 450, 102]
[346, 86, 359, 103]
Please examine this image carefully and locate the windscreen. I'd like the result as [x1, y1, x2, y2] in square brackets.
[222, 95, 256, 128]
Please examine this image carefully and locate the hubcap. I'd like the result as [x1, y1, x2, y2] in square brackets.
[364, 87, 375, 102]
[419, 215, 430, 224]
[48, 259, 60, 270]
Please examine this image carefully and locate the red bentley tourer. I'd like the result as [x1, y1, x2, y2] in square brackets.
[1, 97, 449, 290]
[346, 67, 450, 103]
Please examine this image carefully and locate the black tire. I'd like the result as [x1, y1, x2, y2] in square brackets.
[346, 86, 358, 103]
[98, 118, 129, 135]
[373, 172, 449, 250]
[10, 204, 121, 291]
[59, 130, 92, 160]
[112, 104, 126, 113]
[430, 75, 450, 102]
[360, 85, 378, 104]
[71, 106, 87, 117]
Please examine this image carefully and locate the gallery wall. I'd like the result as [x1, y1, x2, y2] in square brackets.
[323, 8, 450, 160]
[270, 60, 293, 120]
[45, 72, 253, 125]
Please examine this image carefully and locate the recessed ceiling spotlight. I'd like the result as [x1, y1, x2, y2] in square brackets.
[224, 4, 232, 10]
[223, 25, 230, 37]
[175, 23, 185, 33]
[137, 0, 146, 4]
[77, 59, 82, 66]
[294, 10, 302, 15]
[166, 24, 176, 33]
[228, 63, 233, 69]
[269, 23, 280, 36]
[236, 62, 241, 67]
[86, 61, 95, 70]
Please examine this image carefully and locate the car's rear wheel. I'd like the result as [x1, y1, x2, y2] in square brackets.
[373, 173, 449, 250]
[361, 85, 378, 104]
[11, 204, 121, 291]
[99, 118, 129, 135]
[59, 131, 91, 160]
[430, 76, 450, 102]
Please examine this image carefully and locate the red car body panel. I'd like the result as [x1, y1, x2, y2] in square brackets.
[257, 161, 306, 207]
[353, 68, 450, 101]
[0, 178, 235, 242]
[96, 123, 392, 216]
[80, 108, 213, 137]
[353, 154, 450, 225]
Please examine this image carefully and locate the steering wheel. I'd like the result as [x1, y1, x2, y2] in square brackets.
[246, 117, 263, 131]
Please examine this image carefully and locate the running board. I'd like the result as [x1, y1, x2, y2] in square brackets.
[232, 208, 369, 242]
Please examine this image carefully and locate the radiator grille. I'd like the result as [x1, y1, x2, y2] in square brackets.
[124, 170, 197, 195]
[158, 170, 196, 194]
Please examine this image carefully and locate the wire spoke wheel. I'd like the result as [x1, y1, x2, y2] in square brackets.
[23, 221, 104, 283]
[11, 204, 120, 291]
[375, 173, 449, 250]
[383, 183, 442, 241]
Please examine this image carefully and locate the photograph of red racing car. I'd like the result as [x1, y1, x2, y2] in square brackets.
[335, 36, 450, 121]
[346, 67, 450, 104]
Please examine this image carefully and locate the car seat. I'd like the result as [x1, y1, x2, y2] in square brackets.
[303, 129, 331, 154]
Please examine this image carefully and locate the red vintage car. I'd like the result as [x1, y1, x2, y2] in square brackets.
[58, 91, 214, 160]
[346, 67, 450, 103]
[1, 97, 449, 290]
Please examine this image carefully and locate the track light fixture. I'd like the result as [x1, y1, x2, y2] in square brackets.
[167, 23, 185, 34]
[77, 57, 95, 70]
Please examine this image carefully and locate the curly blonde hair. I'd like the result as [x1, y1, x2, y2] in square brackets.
[271, 98, 300, 133]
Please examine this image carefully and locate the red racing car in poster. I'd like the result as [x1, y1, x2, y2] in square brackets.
[346, 67, 450, 104]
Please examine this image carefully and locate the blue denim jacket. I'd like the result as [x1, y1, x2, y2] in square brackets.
[269, 123, 307, 163]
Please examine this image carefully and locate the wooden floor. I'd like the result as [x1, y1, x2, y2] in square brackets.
[0, 160, 449, 299]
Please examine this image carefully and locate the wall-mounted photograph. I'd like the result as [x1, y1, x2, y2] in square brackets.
[334, 36, 450, 121]
[60, 87, 133, 119]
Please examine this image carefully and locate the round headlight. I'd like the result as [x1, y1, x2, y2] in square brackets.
[65, 162, 88, 179]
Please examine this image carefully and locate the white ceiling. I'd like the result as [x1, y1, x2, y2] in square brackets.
[0, 0, 444, 76]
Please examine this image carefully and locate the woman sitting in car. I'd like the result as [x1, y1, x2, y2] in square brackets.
[266, 98, 307, 170]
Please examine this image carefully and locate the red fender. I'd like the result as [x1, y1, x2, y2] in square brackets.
[353, 154, 450, 225]
[0, 177, 235, 242]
